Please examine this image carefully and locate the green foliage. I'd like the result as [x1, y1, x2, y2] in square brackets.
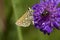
[4, 0, 60, 40]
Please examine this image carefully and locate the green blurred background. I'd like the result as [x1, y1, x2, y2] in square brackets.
[0, 0, 60, 40]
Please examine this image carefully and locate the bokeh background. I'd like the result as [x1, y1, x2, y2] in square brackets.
[0, 0, 60, 40]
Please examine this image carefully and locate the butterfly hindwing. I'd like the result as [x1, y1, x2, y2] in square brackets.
[15, 8, 33, 27]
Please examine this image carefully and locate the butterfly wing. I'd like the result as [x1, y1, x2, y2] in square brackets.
[15, 8, 33, 27]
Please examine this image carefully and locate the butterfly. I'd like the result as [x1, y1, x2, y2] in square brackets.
[15, 7, 34, 27]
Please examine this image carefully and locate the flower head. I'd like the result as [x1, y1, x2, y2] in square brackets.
[32, 0, 60, 35]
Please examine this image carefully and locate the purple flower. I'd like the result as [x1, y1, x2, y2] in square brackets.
[32, 0, 60, 35]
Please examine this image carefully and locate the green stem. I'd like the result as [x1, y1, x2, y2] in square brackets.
[11, 0, 23, 40]
[17, 27, 23, 40]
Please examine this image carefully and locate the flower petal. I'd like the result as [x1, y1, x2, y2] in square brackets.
[43, 25, 52, 34]
[53, 21, 60, 29]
